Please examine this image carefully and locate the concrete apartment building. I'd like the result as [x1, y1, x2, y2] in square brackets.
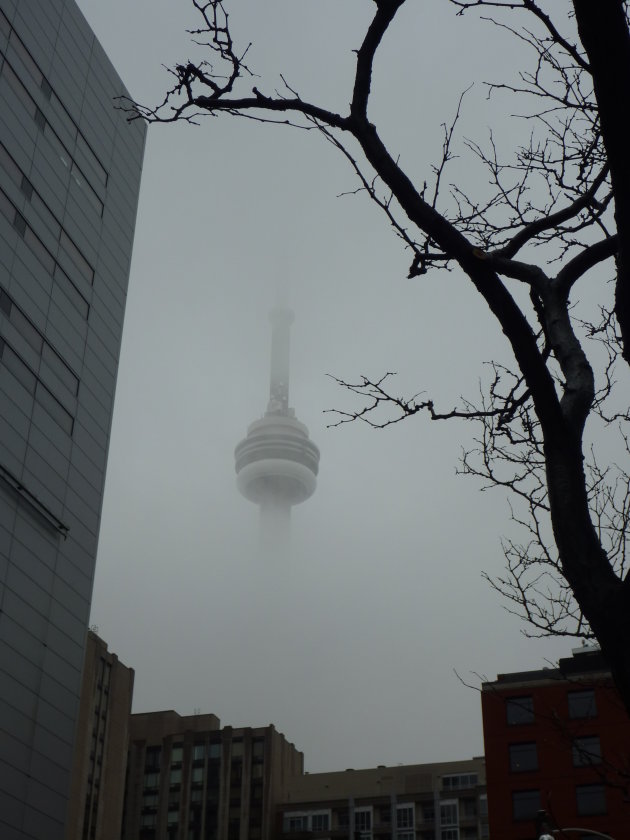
[482, 646, 630, 839]
[122, 711, 304, 840]
[280, 759, 488, 840]
[66, 631, 134, 840]
[0, 0, 145, 836]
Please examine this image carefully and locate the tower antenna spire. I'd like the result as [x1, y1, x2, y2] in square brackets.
[234, 306, 319, 554]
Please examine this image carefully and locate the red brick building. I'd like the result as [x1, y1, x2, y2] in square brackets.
[481, 647, 630, 840]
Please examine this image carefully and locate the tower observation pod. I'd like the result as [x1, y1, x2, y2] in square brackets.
[234, 307, 320, 551]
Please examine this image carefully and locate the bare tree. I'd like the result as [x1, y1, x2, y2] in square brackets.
[123, 0, 630, 712]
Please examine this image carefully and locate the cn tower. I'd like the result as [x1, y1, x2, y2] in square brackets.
[234, 307, 320, 551]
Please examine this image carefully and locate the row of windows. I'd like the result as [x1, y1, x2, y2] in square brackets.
[283, 800, 486, 835]
[0, 336, 73, 433]
[506, 689, 596, 725]
[0, 284, 79, 396]
[0, 185, 90, 318]
[513, 784, 606, 821]
[0, 55, 105, 216]
[0, 10, 108, 183]
[442, 774, 478, 791]
[509, 736, 602, 773]
[1, 141, 95, 285]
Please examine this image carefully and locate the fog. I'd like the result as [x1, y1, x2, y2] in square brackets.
[77, 0, 573, 771]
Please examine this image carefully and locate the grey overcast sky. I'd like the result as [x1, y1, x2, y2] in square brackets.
[76, 0, 574, 771]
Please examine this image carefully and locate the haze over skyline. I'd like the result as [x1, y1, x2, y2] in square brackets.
[77, 0, 574, 772]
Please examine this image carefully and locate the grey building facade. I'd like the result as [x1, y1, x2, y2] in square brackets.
[0, 1, 145, 837]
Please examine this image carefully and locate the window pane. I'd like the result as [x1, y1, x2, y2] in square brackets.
[0, 143, 22, 188]
[208, 742, 221, 759]
[9, 31, 43, 86]
[507, 696, 534, 725]
[440, 803, 457, 827]
[397, 806, 414, 829]
[2, 344, 35, 393]
[568, 690, 597, 719]
[509, 742, 538, 772]
[312, 814, 329, 831]
[576, 784, 606, 816]
[36, 382, 73, 434]
[512, 789, 540, 821]
[572, 736, 601, 767]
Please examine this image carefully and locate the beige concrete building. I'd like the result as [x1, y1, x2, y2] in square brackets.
[279, 758, 488, 840]
[122, 711, 304, 840]
[66, 630, 135, 840]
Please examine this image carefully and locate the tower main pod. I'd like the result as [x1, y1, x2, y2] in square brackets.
[234, 308, 320, 548]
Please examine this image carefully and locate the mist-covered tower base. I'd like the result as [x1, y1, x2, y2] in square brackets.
[234, 307, 319, 553]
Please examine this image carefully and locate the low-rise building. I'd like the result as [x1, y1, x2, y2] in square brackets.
[482, 646, 630, 840]
[279, 758, 488, 840]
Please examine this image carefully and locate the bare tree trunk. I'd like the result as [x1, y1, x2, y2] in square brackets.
[574, 0, 630, 362]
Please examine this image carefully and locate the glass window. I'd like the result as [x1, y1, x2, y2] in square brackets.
[2, 345, 36, 393]
[192, 766, 204, 783]
[421, 803, 435, 822]
[168, 809, 179, 825]
[76, 134, 108, 186]
[398, 833, 415, 840]
[443, 774, 478, 790]
[145, 747, 161, 770]
[440, 802, 457, 827]
[509, 742, 538, 772]
[231, 740, 243, 758]
[576, 784, 606, 816]
[171, 745, 183, 764]
[2, 61, 36, 117]
[36, 382, 73, 434]
[312, 814, 329, 831]
[512, 789, 541, 821]
[506, 696, 534, 725]
[440, 831, 458, 840]
[193, 743, 205, 761]
[170, 767, 182, 784]
[59, 230, 94, 284]
[143, 772, 159, 789]
[568, 690, 597, 719]
[54, 264, 89, 319]
[23, 225, 55, 273]
[11, 306, 42, 354]
[287, 816, 307, 831]
[0, 143, 22, 187]
[397, 806, 414, 829]
[0, 287, 12, 317]
[9, 31, 43, 86]
[355, 808, 372, 832]
[0, 9, 10, 37]
[572, 736, 602, 767]
[461, 799, 476, 818]
[208, 742, 221, 759]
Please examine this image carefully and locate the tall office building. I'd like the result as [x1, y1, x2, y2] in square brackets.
[0, 1, 145, 837]
[66, 631, 134, 840]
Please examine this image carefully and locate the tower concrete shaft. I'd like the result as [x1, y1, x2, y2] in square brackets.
[235, 307, 319, 552]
